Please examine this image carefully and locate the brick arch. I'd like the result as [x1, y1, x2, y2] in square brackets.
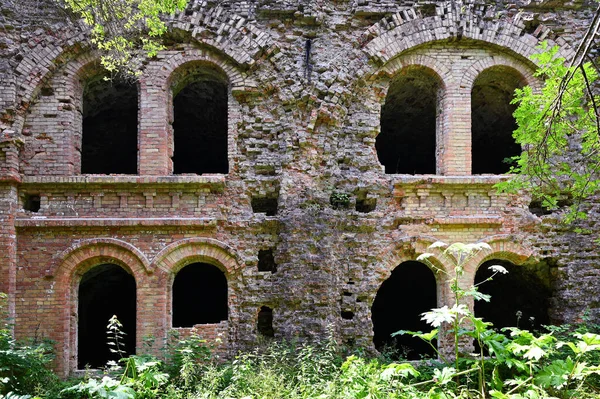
[51, 238, 149, 374]
[367, 236, 451, 307]
[1, 34, 89, 136]
[138, 49, 251, 175]
[460, 56, 541, 94]
[374, 53, 453, 90]
[51, 238, 152, 280]
[360, 2, 574, 68]
[152, 237, 242, 275]
[144, 48, 255, 93]
[464, 235, 535, 276]
[370, 55, 450, 175]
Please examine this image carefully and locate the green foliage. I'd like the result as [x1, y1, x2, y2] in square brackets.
[107, 316, 127, 361]
[0, 293, 58, 398]
[330, 191, 351, 209]
[497, 42, 600, 221]
[61, 0, 188, 76]
[5, 281, 600, 398]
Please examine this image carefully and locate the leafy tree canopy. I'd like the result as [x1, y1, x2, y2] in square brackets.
[497, 42, 600, 223]
[61, 0, 188, 76]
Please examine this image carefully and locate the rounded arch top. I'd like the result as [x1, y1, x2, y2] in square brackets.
[50, 238, 152, 282]
[167, 59, 230, 97]
[375, 54, 451, 89]
[142, 48, 257, 94]
[462, 58, 540, 93]
[376, 235, 450, 282]
[152, 237, 243, 275]
[464, 235, 535, 275]
[361, 2, 574, 71]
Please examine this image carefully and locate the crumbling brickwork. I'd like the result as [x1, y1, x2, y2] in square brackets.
[1, 0, 599, 374]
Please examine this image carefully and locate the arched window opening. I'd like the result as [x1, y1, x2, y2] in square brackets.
[474, 259, 551, 331]
[172, 67, 228, 175]
[471, 66, 525, 174]
[372, 261, 437, 360]
[173, 262, 228, 327]
[377, 67, 441, 174]
[78, 264, 136, 369]
[257, 306, 274, 337]
[82, 77, 137, 174]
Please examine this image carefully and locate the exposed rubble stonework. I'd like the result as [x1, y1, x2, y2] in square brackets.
[1, 0, 599, 374]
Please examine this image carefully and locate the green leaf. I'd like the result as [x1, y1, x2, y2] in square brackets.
[433, 367, 456, 385]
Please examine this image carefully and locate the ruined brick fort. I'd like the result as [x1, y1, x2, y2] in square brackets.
[1, 0, 599, 374]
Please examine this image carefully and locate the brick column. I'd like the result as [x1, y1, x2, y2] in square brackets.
[138, 79, 170, 175]
[439, 84, 471, 175]
[0, 140, 20, 323]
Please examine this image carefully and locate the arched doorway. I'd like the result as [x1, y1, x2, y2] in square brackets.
[372, 261, 437, 360]
[78, 264, 136, 368]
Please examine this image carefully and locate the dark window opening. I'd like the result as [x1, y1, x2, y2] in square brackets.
[78, 264, 136, 369]
[341, 311, 354, 320]
[251, 196, 278, 216]
[529, 197, 573, 217]
[356, 195, 377, 213]
[377, 67, 441, 174]
[474, 259, 551, 331]
[172, 78, 228, 174]
[372, 261, 437, 360]
[173, 262, 228, 327]
[258, 249, 277, 273]
[24, 194, 41, 212]
[257, 306, 274, 337]
[472, 66, 525, 174]
[82, 78, 137, 174]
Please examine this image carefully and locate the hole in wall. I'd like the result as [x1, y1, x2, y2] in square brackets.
[173, 263, 228, 327]
[258, 249, 277, 273]
[356, 196, 377, 213]
[377, 67, 441, 174]
[372, 261, 437, 360]
[474, 259, 551, 331]
[251, 196, 278, 216]
[471, 66, 524, 174]
[172, 78, 228, 174]
[82, 78, 137, 174]
[40, 87, 54, 96]
[257, 306, 274, 337]
[528, 197, 573, 217]
[78, 264, 136, 369]
[23, 194, 40, 212]
[341, 311, 354, 320]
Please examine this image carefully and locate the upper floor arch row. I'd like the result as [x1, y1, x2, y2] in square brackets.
[7, 1, 273, 136]
[359, 2, 574, 176]
[18, 46, 258, 176]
